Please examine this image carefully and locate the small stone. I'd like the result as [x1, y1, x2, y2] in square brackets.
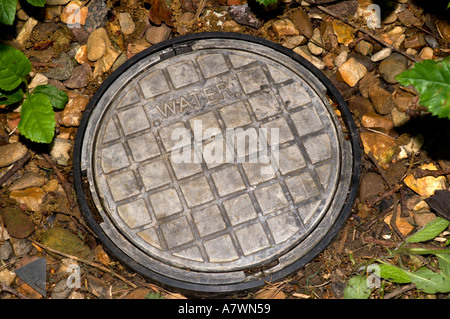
[329, 72, 359, 101]
[29, 74, 49, 90]
[0, 207, 35, 238]
[391, 107, 410, 127]
[0, 240, 13, 260]
[0, 269, 17, 287]
[437, 20, 450, 42]
[393, 90, 415, 112]
[361, 112, 394, 134]
[334, 50, 348, 68]
[75, 45, 88, 64]
[371, 47, 392, 62]
[336, 57, 367, 87]
[398, 8, 417, 27]
[0, 142, 28, 168]
[307, 28, 323, 55]
[11, 238, 32, 257]
[424, 35, 439, 50]
[126, 39, 150, 59]
[290, 8, 313, 38]
[86, 27, 108, 61]
[414, 212, 436, 228]
[45, 53, 74, 81]
[68, 291, 85, 299]
[382, 11, 397, 24]
[378, 53, 409, 84]
[86, 275, 110, 298]
[59, 92, 90, 127]
[384, 207, 414, 237]
[111, 53, 127, 71]
[50, 138, 73, 166]
[272, 19, 299, 38]
[61, 1, 88, 27]
[16, 18, 38, 46]
[404, 163, 447, 197]
[9, 188, 46, 212]
[176, 12, 195, 36]
[348, 95, 374, 118]
[320, 20, 338, 51]
[51, 280, 72, 299]
[9, 172, 46, 191]
[63, 63, 92, 89]
[380, 26, 404, 46]
[359, 172, 386, 202]
[368, 85, 395, 115]
[118, 12, 135, 35]
[93, 45, 122, 78]
[41, 226, 91, 259]
[404, 33, 426, 50]
[293, 46, 325, 70]
[332, 19, 354, 46]
[83, 0, 109, 33]
[418, 47, 434, 60]
[145, 24, 172, 45]
[282, 35, 307, 49]
[360, 131, 397, 168]
[228, 3, 261, 29]
[349, 52, 375, 72]
[355, 40, 373, 56]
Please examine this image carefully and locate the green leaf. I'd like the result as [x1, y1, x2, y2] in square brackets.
[344, 275, 372, 299]
[144, 292, 164, 299]
[396, 58, 450, 119]
[25, 0, 46, 7]
[437, 253, 450, 277]
[255, 0, 278, 6]
[18, 93, 56, 144]
[407, 267, 450, 294]
[407, 217, 450, 243]
[0, 87, 24, 105]
[0, 0, 17, 25]
[33, 85, 68, 109]
[379, 264, 411, 284]
[0, 44, 32, 91]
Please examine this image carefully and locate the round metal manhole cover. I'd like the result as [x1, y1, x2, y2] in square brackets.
[74, 33, 361, 294]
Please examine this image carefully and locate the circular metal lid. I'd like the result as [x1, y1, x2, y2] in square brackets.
[74, 33, 360, 293]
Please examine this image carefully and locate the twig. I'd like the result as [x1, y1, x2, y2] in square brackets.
[41, 153, 96, 237]
[30, 240, 137, 289]
[384, 283, 416, 299]
[413, 168, 450, 179]
[366, 184, 402, 207]
[195, 0, 207, 19]
[364, 204, 394, 230]
[0, 151, 32, 187]
[309, 1, 419, 63]
[0, 282, 30, 299]
[390, 195, 405, 241]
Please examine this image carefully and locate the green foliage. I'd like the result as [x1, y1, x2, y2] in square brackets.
[144, 291, 164, 299]
[343, 275, 372, 299]
[255, 0, 278, 7]
[0, 0, 46, 25]
[406, 217, 450, 244]
[396, 58, 450, 119]
[0, 44, 67, 144]
[345, 217, 450, 298]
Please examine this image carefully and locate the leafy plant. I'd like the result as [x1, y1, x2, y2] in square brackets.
[0, 43, 67, 143]
[396, 57, 450, 120]
[344, 217, 450, 299]
[0, 0, 46, 25]
[255, 0, 278, 7]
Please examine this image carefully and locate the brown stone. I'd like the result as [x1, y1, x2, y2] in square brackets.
[348, 95, 375, 118]
[361, 112, 394, 134]
[368, 85, 395, 115]
[272, 19, 299, 38]
[336, 57, 367, 87]
[9, 187, 46, 212]
[290, 8, 313, 38]
[360, 131, 397, 168]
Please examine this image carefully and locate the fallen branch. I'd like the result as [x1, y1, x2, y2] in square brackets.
[306, 0, 419, 63]
[413, 168, 450, 179]
[30, 240, 137, 289]
[384, 283, 416, 299]
[0, 151, 32, 187]
[366, 184, 402, 207]
[0, 282, 30, 299]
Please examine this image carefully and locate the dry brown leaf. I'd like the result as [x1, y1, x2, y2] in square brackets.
[144, 0, 173, 27]
[253, 285, 286, 299]
[94, 245, 111, 267]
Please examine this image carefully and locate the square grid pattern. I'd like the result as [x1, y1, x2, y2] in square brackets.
[98, 52, 337, 264]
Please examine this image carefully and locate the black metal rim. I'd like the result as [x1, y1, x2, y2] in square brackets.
[73, 32, 361, 295]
